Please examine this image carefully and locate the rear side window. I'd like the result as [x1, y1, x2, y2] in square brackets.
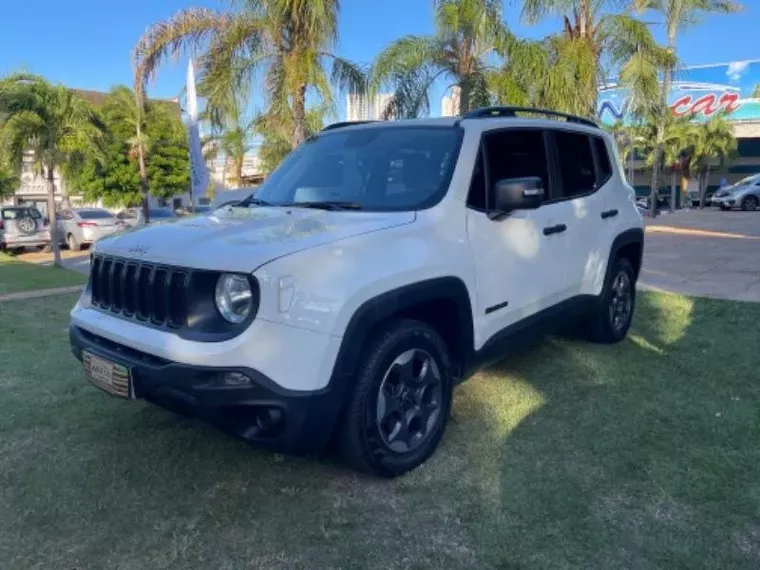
[78, 210, 114, 220]
[553, 131, 596, 199]
[592, 137, 613, 183]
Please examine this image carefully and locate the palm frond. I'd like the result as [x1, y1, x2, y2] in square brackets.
[132, 8, 234, 100]
[370, 36, 441, 93]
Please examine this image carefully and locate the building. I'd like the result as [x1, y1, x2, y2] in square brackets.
[441, 86, 461, 117]
[598, 59, 760, 197]
[346, 93, 395, 121]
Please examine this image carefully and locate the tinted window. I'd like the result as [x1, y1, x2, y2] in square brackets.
[593, 137, 612, 182]
[78, 209, 114, 220]
[254, 127, 461, 211]
[554, 131, 596, 198]
[466, 148, 486, 209]
[2, 207, 42, 220]
[150, 209, 175, 218]
[482, 129, 550, 205]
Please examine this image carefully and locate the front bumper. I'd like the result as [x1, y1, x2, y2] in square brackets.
[712, 196, 736, 207]
[70, 325, 344, 454]
[2, 234, 51, 248]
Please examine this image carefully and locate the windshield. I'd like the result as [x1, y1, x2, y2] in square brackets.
[731, 176, 759, 188]
[78, 209, 114, 220]
[150, 209, 175, 218]
[2, 207, 42, 220]
[253, 126, 462, 211]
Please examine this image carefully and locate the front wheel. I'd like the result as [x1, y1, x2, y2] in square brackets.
[338, 320, 453, 477]
[742, 196, 758, 211]
[587, 257, 636, 344]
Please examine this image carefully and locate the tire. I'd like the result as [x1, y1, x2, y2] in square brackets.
[742, 195, 758, 211]
[720, 204, 729, 211]
[587, 257, 636, 344]
[66, 233, 81, 251]
[338, 319, 453, 478]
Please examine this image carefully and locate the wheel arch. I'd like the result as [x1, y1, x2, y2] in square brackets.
[329, 277, 475, 391]
[607, 227, 644, 282]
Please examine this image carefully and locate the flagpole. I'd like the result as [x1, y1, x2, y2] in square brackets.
[186, 59, 209, 212]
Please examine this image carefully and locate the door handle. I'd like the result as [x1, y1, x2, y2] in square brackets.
[601, 209, 619, 219]
[542, 223, 567, 236]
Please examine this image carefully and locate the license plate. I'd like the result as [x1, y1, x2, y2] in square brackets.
[83, 351, 132, 398]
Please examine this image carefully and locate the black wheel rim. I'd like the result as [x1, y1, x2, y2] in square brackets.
[609, 271, 633, 332]
[747, 197, 758, 210]
[376, 348, 442, 453]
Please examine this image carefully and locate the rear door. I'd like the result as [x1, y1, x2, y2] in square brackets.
[548, 129, 610, 297]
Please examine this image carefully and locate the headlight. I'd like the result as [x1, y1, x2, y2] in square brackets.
[214, 273, 253, 323]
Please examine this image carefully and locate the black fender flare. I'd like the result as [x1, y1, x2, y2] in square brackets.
[605, 227, 645, 284]
[321, 277, 475, 435]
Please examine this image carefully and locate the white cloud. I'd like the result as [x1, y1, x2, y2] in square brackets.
[727, 61, 750, 82]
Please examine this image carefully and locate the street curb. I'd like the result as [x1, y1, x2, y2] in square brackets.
[0, 285, 84, 303]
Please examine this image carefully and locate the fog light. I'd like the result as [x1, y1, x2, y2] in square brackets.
[220, 372, 251, 387]
[255, 407, 284, 436]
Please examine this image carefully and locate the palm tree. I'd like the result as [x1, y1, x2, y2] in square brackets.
[634, 0, 742, 217]
[255, 104, 328, 172]
[0, 74, 104, 266]
[371, 0, 508, 117]
[0, 163, 18, 201]
[753, 84, 760, 99]
[133, 0, 365, 150]
[684, 116, 736, 208]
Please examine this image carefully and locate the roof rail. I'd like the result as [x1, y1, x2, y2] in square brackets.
[461, 106, 598, 128]
[321, 120, 378, 132]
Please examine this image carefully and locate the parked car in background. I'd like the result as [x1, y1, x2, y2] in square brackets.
[711, 174, 760, 211]
[116, 207, 178, 228]
[58, 208, 122, 251]
[0, 206, 51, 253]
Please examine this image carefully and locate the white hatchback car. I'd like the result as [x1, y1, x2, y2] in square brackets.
[70, 107, 644, 477]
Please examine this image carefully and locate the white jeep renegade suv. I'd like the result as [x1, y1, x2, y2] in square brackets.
[70, 107, 644, 477]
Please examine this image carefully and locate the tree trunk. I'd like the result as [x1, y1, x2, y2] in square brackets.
[670, 169, 677, 212]
[136, 121, 150, 225]
[459, 77, 472, 115]
[58, 171, 72, 210]
[235, 154, 244, 187]
[699, 165, 711, 209]
[649, 34, 676, 219]
[292, 84, 307, 147]
[45, 165, 62, 267]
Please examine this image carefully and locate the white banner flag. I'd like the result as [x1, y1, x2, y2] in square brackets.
[186, 59, 209, 197]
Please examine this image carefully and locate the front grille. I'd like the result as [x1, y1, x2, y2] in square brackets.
[90, 255, 189, 328]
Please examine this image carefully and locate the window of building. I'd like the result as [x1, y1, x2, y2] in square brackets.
[554, 131, 597, 198]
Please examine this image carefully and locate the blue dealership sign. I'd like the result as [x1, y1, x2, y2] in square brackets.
[598, 60, 760, 125]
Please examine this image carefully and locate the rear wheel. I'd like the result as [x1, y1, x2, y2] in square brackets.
[338, 320, 453, 477]
[66, 233, 81, 251]
[742, 195, 758, 211]
[587, 257, 636, 344]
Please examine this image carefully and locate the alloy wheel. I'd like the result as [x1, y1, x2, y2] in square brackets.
[609, 271, 632, 333]
[376, 348, 442, 453]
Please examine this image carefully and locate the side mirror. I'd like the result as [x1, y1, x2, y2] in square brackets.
[492, 177, 545, 216]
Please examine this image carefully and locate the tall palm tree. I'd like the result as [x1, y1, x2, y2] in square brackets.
[371, 0, 508, 117]
[255, 103, 328, 172]
[133, 0, 365, 150]
[634, 0, 742, 217]
[684, 116, 736, 208]
[0, 74, 103, 266]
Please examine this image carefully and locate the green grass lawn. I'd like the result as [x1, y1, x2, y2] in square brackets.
[1, 291, 759, 569]
[0, 252, 86, 295]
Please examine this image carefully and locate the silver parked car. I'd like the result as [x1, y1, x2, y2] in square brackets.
[711, 174, 760, 211]
[58, 208, 122, 250]
[116, 207, 178, 227]
[0, 206, 51, 252]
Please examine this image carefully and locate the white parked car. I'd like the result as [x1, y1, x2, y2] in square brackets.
[57, 208, 122, 250]
[70, 107, 644, 477]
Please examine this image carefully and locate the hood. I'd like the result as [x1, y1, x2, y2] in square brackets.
[93, 206, 415, 272]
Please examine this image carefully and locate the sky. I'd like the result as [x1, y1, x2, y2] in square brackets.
[1, 0, 758, 119]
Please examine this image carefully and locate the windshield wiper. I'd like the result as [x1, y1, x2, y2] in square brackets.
[236, 195, 272, 207]
[286, 201, 363, 211]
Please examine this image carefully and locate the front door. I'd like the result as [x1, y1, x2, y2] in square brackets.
[466, 128, 573, 349]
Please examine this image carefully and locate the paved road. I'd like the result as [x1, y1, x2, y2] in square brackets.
[641, 210, 760, 302]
